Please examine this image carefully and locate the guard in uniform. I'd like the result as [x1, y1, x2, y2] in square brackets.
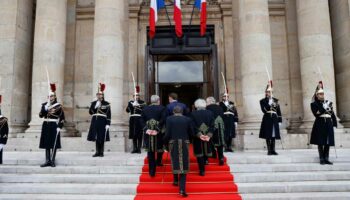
[87, 83, 111, 157]
[310, 81, 337, 165]
[164, 106, 194, 197]
[126, 86, 146, 153]
[0, 95, 9, 164]
[219, 93, 238, 152]
[259, 81, 282, 156]
[190, 99, 215, 176]
[39, 84, 65, 167]
[141, 95, 167, 177]
[206, 97, 225, 165]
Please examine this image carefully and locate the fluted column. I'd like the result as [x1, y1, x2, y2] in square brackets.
[239, 0, 273, 130]
[329, 0, 350, 127]
[26, 0, 67, 133]
[92, 0, 127, 122]
[296, 0, 339, 128]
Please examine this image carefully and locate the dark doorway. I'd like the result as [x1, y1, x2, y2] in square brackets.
[159, 84, 202, 112]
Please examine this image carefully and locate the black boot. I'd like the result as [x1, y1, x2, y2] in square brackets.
[212, 147, 217, 158]
[173, 174, 179, 186]
[271, 139, 278, 155]
[137, 137, 142, 154]
[324, 145, 333, 165]
[266, 140, 272, 155]
[99, 142, 104, 157]
[179, 174, 188, 197]
[51, 149, 57, 167]
[131, 139, 137, 154]
[93, 142, 100, 157]
[40, 149, 51, 167]
[226, 138, 233, 152]
[318, 145, 325, 165]
[156, 152, 164, 166]
[217, 146, 224, 166]
[197, 157, 205, 176]
[0, 149, 3, 164]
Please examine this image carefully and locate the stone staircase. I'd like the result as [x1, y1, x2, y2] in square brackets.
[0, 149, 350, 200]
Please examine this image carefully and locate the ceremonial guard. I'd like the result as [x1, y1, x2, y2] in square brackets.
[87, 83, 111, 157]
[219, 93, 238, 152]
[206, 97, 225, 165]
[167, 93, 188, 116]
[141, 95, 167, 177]
[190, 99, 215, 176]
[310, 81, 337, 165]
[39, 84, 65, 167]
[126, 86, 146, 153]
[0, 95, 9, 164]
[164, 106, 194, 197]
[259, 81, 282, 156]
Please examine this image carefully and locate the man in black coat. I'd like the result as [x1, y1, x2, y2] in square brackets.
[39, 84, 65, 167]
[164, 106, 194, 197]
[0, 95, 9, 165]
[310, 81, 337, 165]
[190, 99, 215, 176]
[206, 97, 225, 165]
[126, 87, 146, 153]
[259, 82, 282, 156]
[219, 93, 238, 152]
[141, 95, 167, 177]
[87, 83, 111, 157]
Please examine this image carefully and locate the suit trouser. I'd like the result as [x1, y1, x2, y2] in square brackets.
[173, 174, 187, 192]
[197, 157, 205, 173]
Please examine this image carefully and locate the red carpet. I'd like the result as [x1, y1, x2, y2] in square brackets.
[134, 146, 242, 200]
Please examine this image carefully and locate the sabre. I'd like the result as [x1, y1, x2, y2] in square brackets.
[221, 72, 227, 95]
[44, 66, 51, 102]
[51, 127, 60, 161]
[131, 72, 137, 102]
[316, 67, 337, 158]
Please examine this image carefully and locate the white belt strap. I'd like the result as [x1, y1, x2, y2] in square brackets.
[44, 119, 59, 123]
[320, 114, 331, 118]
[130, 114, 141, 117]
[93, 113, 107, 118]
[224, 112, 234, 116]
[267, 111, 277, 114]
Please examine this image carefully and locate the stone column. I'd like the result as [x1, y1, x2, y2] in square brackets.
[329, 0, 350, 127]
[296, 0, 339, 129]
[239, 0, 273, 130]
[0, 0, 33, 134]
[26, 0, 67, 134]
[92, 0, 127, 123]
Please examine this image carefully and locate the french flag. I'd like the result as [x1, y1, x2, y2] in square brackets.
[174, 0, 183, 38]
[149, 0, 165, 39]
[195, 0, 207, 36]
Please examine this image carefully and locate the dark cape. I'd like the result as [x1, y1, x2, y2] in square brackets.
[259, 97, 282, 140]
[126, 100, 146, 139]
[39, 101, 65, 149]
[87, 100, 111, 143]
[164, 115, 194, 174]
[219, 101, 239, 139]
[206, 104, 225, 147]
[141, 104, 167, 152]
[310, 100, 337, 146]
[0, 116, 9, 145]
[190, 109, 215, 157]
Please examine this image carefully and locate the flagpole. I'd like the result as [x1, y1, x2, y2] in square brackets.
[187, 3, 196, 34]
[164, 2, 172, 26]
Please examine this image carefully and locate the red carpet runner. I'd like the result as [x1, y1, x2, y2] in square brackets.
[134, 146, 242, 200]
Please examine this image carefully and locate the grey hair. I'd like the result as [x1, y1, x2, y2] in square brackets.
[150, 95, 160, 104]
[194, 98, 206, 109]
[206, 96, 216, 105]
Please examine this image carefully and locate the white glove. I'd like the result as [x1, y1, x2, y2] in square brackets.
[0, 144, 4, 151]
[279, 123, 282, 126]
[234, 122, 238, 127]
[105, 125, 110, 130]
[132, 101, 139, 107]
[44, 104, 49, 111]
[323, 103, 329, 110]
[56, 128, 61, 133]
[95, 101, 101, 109]
[268, 98, 273, 106]
[224, 101, 229, 106]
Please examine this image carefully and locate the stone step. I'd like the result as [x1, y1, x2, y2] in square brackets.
[229, 163, 350, 173]
[0, 165, 143, 174]
[0, 183, 137, 195]
[234, 171, 350, 183]
[237, 181, 350, 194]
[0, 174, 140, 184]
[241, 192, 350, 200]
[0, 194, 134, 200]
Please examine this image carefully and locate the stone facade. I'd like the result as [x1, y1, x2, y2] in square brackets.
[1, 0, 350, 151]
